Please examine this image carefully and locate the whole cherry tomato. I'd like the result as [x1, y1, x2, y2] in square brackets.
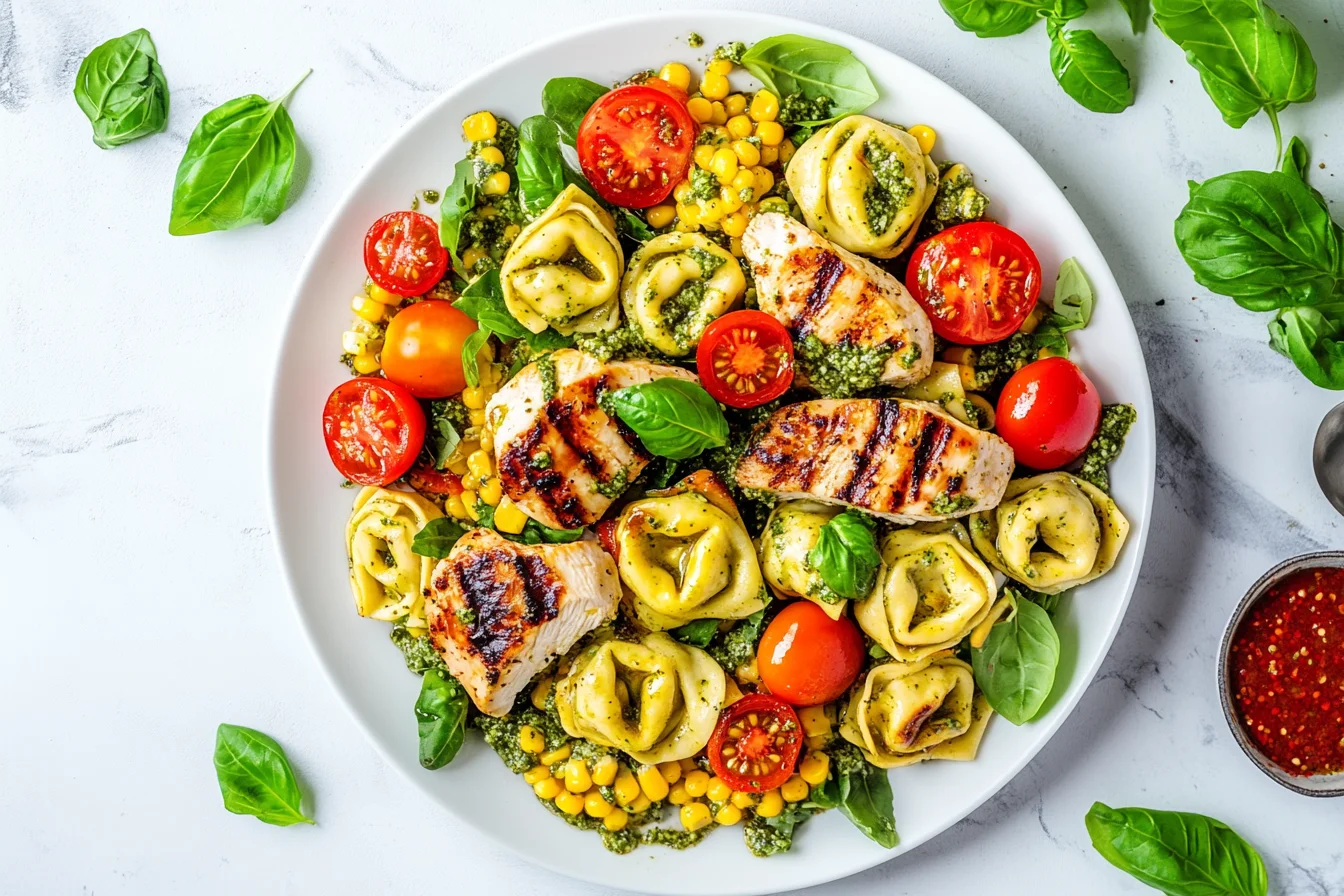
[380, 300, 478, 399]
[757, 601, 865, 706]
[995, 356, 1101, 469]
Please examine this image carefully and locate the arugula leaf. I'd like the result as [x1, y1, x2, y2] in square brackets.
[604, 379, 729, 460]
[972, 595, 1060, 724]
[1267, 305, 1344, 389]
[213, 724, 313, 826]
[516, 115, 567, 219]
[541, 77, 607, 145]
[168, 71, 309, 235]
[439, 156, 477, 270]
[670, 618, 721, 648]
[740, 35, 879, 125]
[411, 517, 470, 559]
[74, 28, 169, 149]
[415, 670, 469, 769]
[1117, 0, 1151, 32]
[807, 511, 881, 601]
[939, 0, 1053, 38]
[1048, 23, 1134, 114]
[1085, 803, 1268, 896]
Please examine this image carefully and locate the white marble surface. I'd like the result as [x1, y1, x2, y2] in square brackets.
[4, 0, 1344, 893]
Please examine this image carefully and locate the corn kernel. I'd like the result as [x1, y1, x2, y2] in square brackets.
[519, 726, 546, 755]
[726, 114, 753, 139]
[482, 171, 510, 196]
[493, 496, 528, 534]
[687, 96, 714, 123]
[533, 777, 563, 800]
[678, 769, 708, 798]
[714, 803, 743, 826]
[603, 808, 629, 832]
[613, 767, 641, 806]
[674, 217, 699, 233]
[722, 211, 749, 238]
[540, 744, 571, 765]
[351, 295, 387, 323]
[478, 145, 505, 167]
[752, 166, 775, 194]
[679, 758, 698, 771]
[709, 101, 727, 125]
[468, 408, 486, 427]
[637, 765, 670, 801]
[719, 186, 743, 214]
[676, 203, 701, 227]
[467, 449, 493, 479]
[502, 223, 521, 242]
[462, 111, 498, 142]
[351, 353, 381, 375]
[673, 180, 693, 203]
[779, 138, 796, 164]
[585, 789, 613, 817]
[523, 764, 552, 785]
[798, 705, 831, 738]
[702, 124, 729, 145]
[705, 777, 733, 803]
[680, 801, 713, 831]
[693, 144, 716, 170]
[341, 327, 381, 356]
[646, 204, 676, 229]
[657, 760, 682, 784]
[908, 124, 937, 155]
[756, 120, 784, 147]
[708, 57, 734, 76]
[459, 489, 478, 518]
[758, 197, 790, 215]
[444, 494, 467, 519]
[724, 93, 747, 117]
[659, 62, 692, 92]
[462, 246, 487, 270]
[479, 477, 503, 506]
[760, 144, 779, 166]
[756, 789, 784, 817]
[731, 139, 761, 168]
[629, 793, 652, 813]
[748, 89, 779, 122]
[730, 791, 758, 809]
[554, 791, 584, 816]
[367, 283, 401, 305]
[530, 676, 552, 711]
[781, 775, 810, 803]
[799, 752, 830, 786]
[564, 759, 592, 793]
[667, 782, 690, 806]
[699, 198, 725, 224]
[731, 169, 756, 193]
[591, 755, 619, 787]
[700, 71, 729, 100]
[710, 147, 738, 183]
[729, 236, 744, 257]
[458, 386, 483, 410]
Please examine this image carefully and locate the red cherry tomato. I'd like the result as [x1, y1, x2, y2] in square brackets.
[380, 300, 479, 399]
[576, 85, 696, 208]
[596, 519, 620, 560]
[364, 211, 449, 297]
[756, 602, 865, 707]
[642, 76, 690, 106]
[905, 222, 1042, 345]
[707, 694, 803, 793]
[995, 357, 1101, 469]
[406, 464, 463, 498]
[696, 310, 795, 408]
[322, 377, 426, 486]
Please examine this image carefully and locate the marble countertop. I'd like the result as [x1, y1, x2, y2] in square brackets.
[4, 0, 1344, 892]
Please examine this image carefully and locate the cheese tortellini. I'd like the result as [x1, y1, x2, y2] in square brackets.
[840, 651, 993, 768]
[759, 501, 847, 620]
[970, 472, 1130, 594]
[499, 184, 622, 335]
[346, 487, 443, 626]
[855, 523, 1001, 662]
[621, 233, 745, 356]
[616, 480, 766, 630]
[555, 632, 727, 763]
[786, 115, 939, 258]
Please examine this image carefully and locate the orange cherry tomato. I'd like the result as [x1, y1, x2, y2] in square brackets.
[696, 310, 795, 408]
[707, 693, 803, 793]
[576, 85, 696, 208]
[380, 300, 478, 399]
[322, 377, 426, 486]
[757, 602, 864, 706]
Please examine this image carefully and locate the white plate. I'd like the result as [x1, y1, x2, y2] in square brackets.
[268, 11, 1156, 894]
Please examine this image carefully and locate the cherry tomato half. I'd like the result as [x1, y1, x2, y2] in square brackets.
[406, 463, 463, 498]
[322, 377, 426, 486]
[380, 300, 478, 399]
[364, 211, 450, 297]
[757, 602, 865, 707]
[995, 357, 1101, 469]
[707, 694, 803, 793]
[905, 222, 1042, 345]
[696, 310, 795, 408]
[596, 519, 620, 561]
[577, 85, 696, 208]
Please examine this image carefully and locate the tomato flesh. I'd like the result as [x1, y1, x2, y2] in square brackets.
[380, 300, 478, 399]
[707, 694, 803, 792]
[595, 519, 620, 561]
[905, 222, 1041, 345]
[407, 463, 463, 498]
[577, 85, 695, 208]
[757, 602, 865, 706]
[322, 377, 426, 486]
[696, 310, 795, 408]
[995, 357, 1101, 469]
[364, 211, 449, 297]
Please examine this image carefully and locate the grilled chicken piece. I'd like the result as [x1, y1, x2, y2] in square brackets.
[736, 399, 1013, 522]
[426, 528, 620, 716]
[742, 212, 934, 387]
[486, 349, 697, 529]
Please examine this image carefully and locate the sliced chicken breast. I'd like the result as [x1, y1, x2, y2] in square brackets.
[742, 212, 934, 387]
[426, 528, 620, 717]
[486, 348, 697, 529]
[735, 398, 1013, 522]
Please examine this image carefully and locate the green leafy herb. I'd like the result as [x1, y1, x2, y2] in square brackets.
[74, 28, 169, 149]
[706, 605, 768, 670]
[455, 270, 528, 338]
[670, 618, 721, 648]
[541, 77, 607, 146]
[411, 517, 470, 559]
[1278, 135, 1327, 207]
[604, 379, 729, 460]
[1033, 256, 1097, 357]
[1118, 0, 1151, 32]
[213, 724, 314, 826]
[1076, 403, 1137, 492]
[620, 209, 655, 241]
[939, 0, 1053, 38]
[430, 417, 462, 471]
[460, 328, 491, 388]
[516, 115, 566, 218]
[807, 511, 881, 601]
[813, 743, 898, 847]
[740, 35, 879, 125]
[168, 71, 310, 235]
[515, 520, 586, 545]
[1085, 802, 1268, 896]
[744, 804, 816, 856]
[415, 669, 469, 770]
[1048, 23, 1134, 114]
[1268, 306, 1344, 389]
[439, 157, 478, 270]
[972, 595, 1060, 724]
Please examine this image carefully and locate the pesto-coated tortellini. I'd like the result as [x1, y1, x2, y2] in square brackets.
[786, 115, 939, 258]
[346, 486, 443, 626]
[839, 651, 993, 768]
[759, 501, 847, 620]
[855, 523, 1000, 661]
[621, 233, 745, 356]
[970, 472, 1130, 594]
[554, 632, 727, 763]
[499, 184, 622, 335]
[617, 477, 766, 630]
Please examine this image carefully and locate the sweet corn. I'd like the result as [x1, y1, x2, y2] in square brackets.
[693, 144, 717, 170]
[519, 726, 546, 755]
[799, 752, 830, 786]
[646, 204, 676, 229]
[781, 775, 810, 803]
[603, 808, 629, 832]
[533, 777, 563, 800]
[540, 744, 571, 765]
[676, 202, 700, 227]
[1019, 303, 1047, 334]
[502, 223, 521, 243]
[679, 758, 698, 771]
[564, 759, 593, 793]
[724, 93, 747, 116]
[461, 492, 478, 519]
[706, 776, 732, 803]
[756, 120, 784, 146]
[530, 676, 552, 711]
[680, 801, 713, 832]
[463, 111, 497, 142]
[731, 169, 756, 193]
[798, 706, 831, 738]
[758, 197, 790, 215]
[482, 171, 510, 196]
[468, 408, 486, 427]
[479, 477, 503, 506]
[699, 198, 725, 224]
[555, 791, 585, 815]
[351, 353, 381, 375]
[659, 62, 692, 92]
[683, 770, 710, 798]
[715, 803, 744, 826]
[466, 450, 493, 480]
[722, 211, 749, 238]
[637, 765, 670, 801]
[367, 283, 401, 305]
[591, 755, 619, 787]
[748, 90, 779, 122]
[462, 246, 487, 270]
[673, 180, 693, 203]
[341, 327, 381, 356]
[752, 166, 775, 194]
[523, 765, 552, 785]
[667, 782, 691, 806]
[756, 789, 784, 817]
[687, 96, 714, 123]
[657, 760, 683, 784]
[779, 138, 796, 163]
[585, 789, 613, 818]
[708, 57, 734, 76]
[732, 139, 761, 168]
[351, 294, 387, 323]
[444, 494, 467, 519]
[730, 791, 758, 809]
[629, 793, 653, 814]
[729, 236, 743, 257]
[710, 147, 738, 182]
[709, 101, 727, 125]
[726, 114, 753, 139]
[760, 144, 779, 166]
[908, 124, 937, 155]
[674, 217, 698, 233]
[700, 71, 729, 100]
[478, 145, 505, 167]
[719, 187, 744, 214]
[614, 767, 641, 806]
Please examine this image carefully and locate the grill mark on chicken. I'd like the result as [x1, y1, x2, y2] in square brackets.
[495, 410, 591, 529]
[907, 415, 952, 503]
[839, 399, 902, 504]
[516, 554, 562, 625]
[547, 388, 605, 479]
[455, 550, 527, 682]
[793, 250, 847, 336]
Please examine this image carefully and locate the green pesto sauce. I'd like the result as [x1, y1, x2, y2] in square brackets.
[475, 707, 568, 773]
[389, 623, 448, 676]
[862, 139, 914, 235]
[593, 467, 630, 499]
[744, 807, 814, 857]
[778, 92, 833, 126]
[971, 332, 1037, 390]
[1076, 404, 1136, 493]
[931, 492, 975, 515]
[574, 324, 671, 363]
[459, 118, 526, 276]
[687, 32, 705, 48]
[536, 353, 558, 402]
[795, 334, 894, 398]
[687, 166, 720, 202]
[919, 162, 990, 241]
[714, 41, 746, 63]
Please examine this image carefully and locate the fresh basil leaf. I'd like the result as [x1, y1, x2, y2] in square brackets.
[415, 669, 469, 770]
[837, 761, 898, 848]
[439, 156, 477, 269]
[620, 209, 655, 242]
[472, 498, 496, 530]
[807, 511, 881, 600]
[1033, 321, 1071, 358]
[431, 417, 462, 471]
[1052, 257, 1096, 328]
[460, 329, 490, 388]
[524, 520, 586, 544]
[1048, 24, 1135, 113]
[412, 517, 470, 559]
[1152, 0, 1316, 130]
[972, 596, 1060, 724]
[1117, 0, 1151, 32]
[604, 379, 729, 460]
[1268, 305, 1344, 389]
[455, 270, 529, 339]
[1174, 170, 1344, 311]
[939, 0, 1053, 38]
[213, 724, 314, 826]
[541, 77, 607, 146]
[740, 35, 878, 125]
[1085, 803, 1268, 896]
[524, 328, 575, 351]
[517, 115, 567, 219]
[74, 28, 169, 149]
[671, 618, 721, 648]
[1279, 135, 1328, 208]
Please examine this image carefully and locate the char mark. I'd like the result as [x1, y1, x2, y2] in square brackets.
[455, 549, 527, 683]
[906, 412, 952, 505]
[839, 399, 902, 504]
[547, 388, 605, 479]
[496, 414, 588, 529]
[516, 554, 563, 625]
[793, 250, 846, 335]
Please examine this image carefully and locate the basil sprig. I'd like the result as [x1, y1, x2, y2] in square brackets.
[740, 35, 878, 126]
[516, 115, 567, 218]
[74, 28, 169, 149]
[1085, 803, 1268, 896]
[603, 379, 729, 460]
[415, 670, 469, 770]
[1034, 257, 1096, 357]
[438, 156, 477, 270]
[213, 724, 314, 826]
[540, 77, 606, 146]
[168, 71, 310, 235]
[807, 511, 881, 601]
[1047, 20, 1134, 114]
[808, 744, 898, 848]
[971, 593, 1060, 724]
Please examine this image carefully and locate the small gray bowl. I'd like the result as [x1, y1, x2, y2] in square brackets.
[1218, 551, 1344, 797]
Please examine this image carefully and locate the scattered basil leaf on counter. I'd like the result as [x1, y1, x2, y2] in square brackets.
[460, 328, 490, 389]
[1267, 306, 1344, 389]
[603, 379, 729, 460]
[972, 595, 1059, 724]
[415, 670, 469, 770]
[516, 115, 566, 218]
[938, 0, 1053, 38]
[740, 35, 879, 125]
[671, 618, 721, 648]
[213, 724, 314, 826]
[1117, 0, 1151, 32]
[807, 511, 881, 601]
[439, 156, 478, 269]
[74, 28, 169, 149]
[168, 70, 310, 236]
[1084, 802, 1268, 896]
[541, 77, 607, 145]
[1278, 135, 1328, 208]
[1047, 22, 1134, 114]
[412, 518, 470, 559]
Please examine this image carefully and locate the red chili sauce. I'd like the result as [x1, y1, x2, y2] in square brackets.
[1229, 567, 1344, 777]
